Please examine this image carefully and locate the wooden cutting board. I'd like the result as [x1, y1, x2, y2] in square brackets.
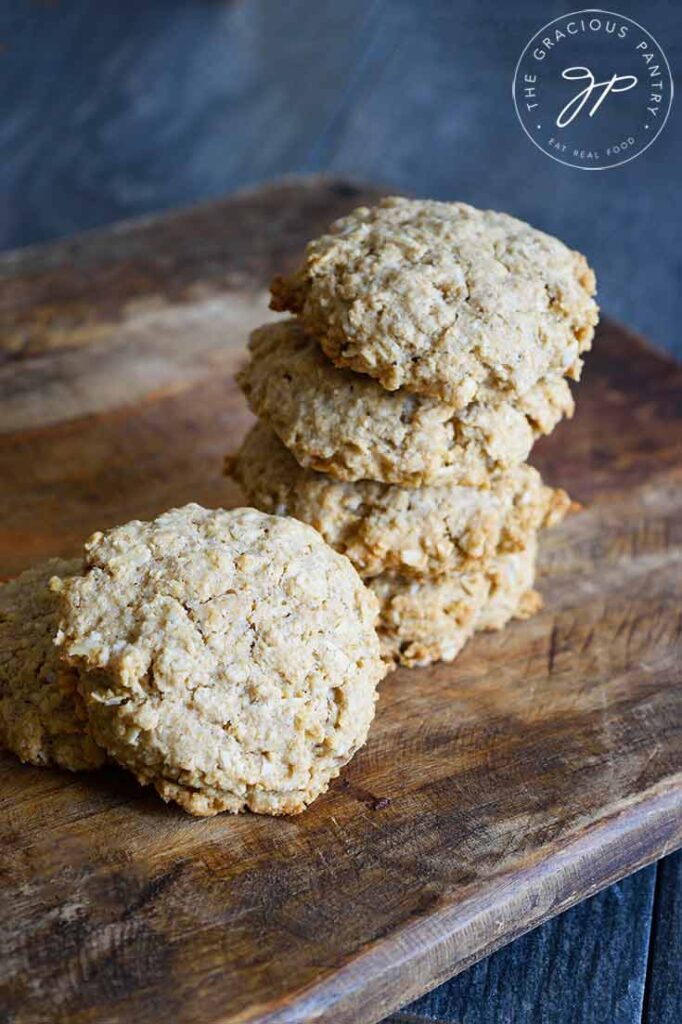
[1, 178, 681, 1024]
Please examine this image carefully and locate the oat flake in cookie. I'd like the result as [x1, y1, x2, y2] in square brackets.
[0, 559, 106, 771]
[227, 422, 571, 581]
[237, 320, 573, 487]
[53, 505, 386, 817]
[271, 196, 598, 407]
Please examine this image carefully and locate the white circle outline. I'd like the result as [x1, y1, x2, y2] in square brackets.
[512, 8, 674, 170]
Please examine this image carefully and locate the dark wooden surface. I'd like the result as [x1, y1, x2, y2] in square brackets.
[392, 863, 659, 1024]
[396, 853, 682, 1024]
[642, 852, 682, 1024]
[0, 0, 680, 359]
[1, 179, 681, 1024]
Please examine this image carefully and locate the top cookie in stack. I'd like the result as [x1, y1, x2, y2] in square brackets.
[231, 197, 598, 666]
[270, 197, 597, 407]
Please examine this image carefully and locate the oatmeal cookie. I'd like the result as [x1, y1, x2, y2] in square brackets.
[271, 197, 597, 406]
[53, 505, 385, 816]
[227, 422, 570, 580]
[237, 319, 573, 487]
[477, 543, 543, 630]
[371, 539, 539, 668]
[0, 558, 105, 771]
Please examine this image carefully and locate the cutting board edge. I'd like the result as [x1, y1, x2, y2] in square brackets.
[245, 777, 682, 1024]
[0, 173, 380, 271]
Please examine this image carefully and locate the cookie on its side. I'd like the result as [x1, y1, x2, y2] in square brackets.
[0, 559, 106, 771]
[271, 196, 598, 406]
[371, 540, 540, 668]
[227, 422, 571, 581]
[237, 319, 573, 487]
[53, 505, 386, 817]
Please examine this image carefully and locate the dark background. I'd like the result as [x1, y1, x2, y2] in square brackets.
[1, 3, 680, 1023]
[1, 0, 680, 357]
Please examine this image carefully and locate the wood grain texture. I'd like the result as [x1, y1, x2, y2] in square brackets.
[642, 852, 682, 1023]
[0, 178, 681, 1024]
[392, 864, 657, 1024]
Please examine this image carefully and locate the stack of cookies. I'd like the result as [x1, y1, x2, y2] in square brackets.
[229, 197, 599, 666]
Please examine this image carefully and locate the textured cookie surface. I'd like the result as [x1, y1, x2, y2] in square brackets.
[237, 320, 573, 487]
[371, 540, 539, 668]
[227, 422, 570, 580]
[0, 558, 105, 771]
[271, 197, 598, 406]
[54, 504, 385, 816]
